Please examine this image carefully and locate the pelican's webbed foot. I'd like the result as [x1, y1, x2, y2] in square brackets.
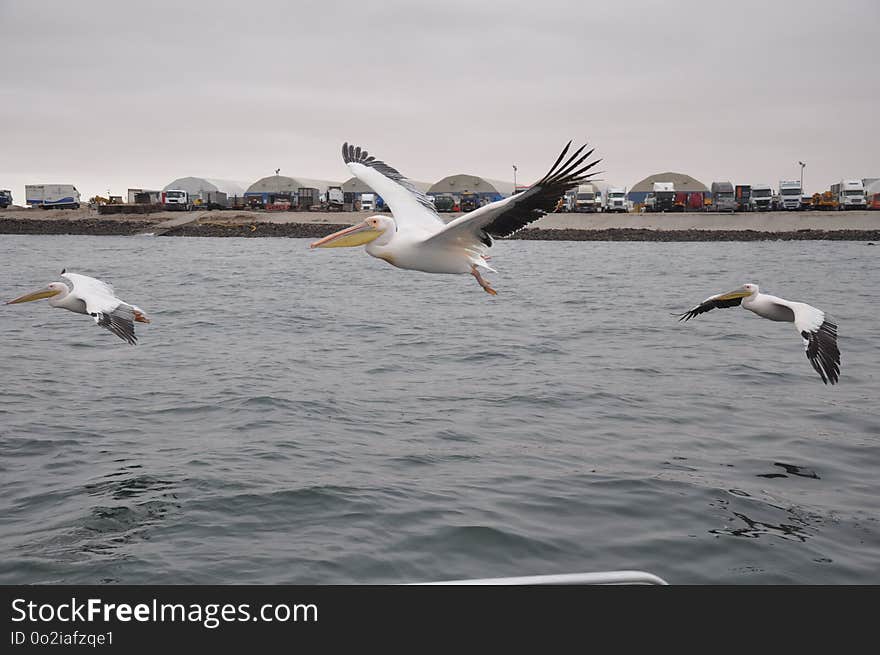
[471, 265, 498, 296]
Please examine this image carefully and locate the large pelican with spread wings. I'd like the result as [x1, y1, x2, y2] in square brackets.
[310, 141, 600, 294]
[6, 270, 150, 345]
[678, 283, 840, 384]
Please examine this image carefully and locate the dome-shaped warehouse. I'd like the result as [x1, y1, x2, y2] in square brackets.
[247, 175, 339, 196]
[627, 172, 708, 203]
[428, 175, 514, 201]
[245, 175, 342, 208]
[163, 177, 247, 197]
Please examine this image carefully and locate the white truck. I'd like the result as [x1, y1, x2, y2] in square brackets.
[162, 189, 192, 211]
[750, 184, 773, 211]
[25, 184, 81, 209]
[574, 183, 602, 212]
[360, 193, 375, 212]
[832, 179, 866, 210]
[322, 185, 344, 210]
[777, 180, 802, 211]
[604, 187, 627, 213]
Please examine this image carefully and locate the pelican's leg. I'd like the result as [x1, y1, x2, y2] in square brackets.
[471, 265, 498, 296]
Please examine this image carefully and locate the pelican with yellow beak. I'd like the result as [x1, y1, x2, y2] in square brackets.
[6, 270, 150, 345]
[310, 141, 600, 295]
[679, 283, 840, 384]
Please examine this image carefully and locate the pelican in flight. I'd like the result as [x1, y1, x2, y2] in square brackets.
[310, 141, 600, 294]
[678, 283, 840, 384]
[6, 270, 150, 345]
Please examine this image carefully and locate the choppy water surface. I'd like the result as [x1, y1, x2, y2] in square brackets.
[0, 234, 878, 584]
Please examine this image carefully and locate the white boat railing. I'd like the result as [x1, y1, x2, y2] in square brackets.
[412, 570, 668, 585]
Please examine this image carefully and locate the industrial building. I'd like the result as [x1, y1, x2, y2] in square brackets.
[627, 172, 708, 205]
[427, 175, 514, 203]
[163, 177, 248, 206]
[245, 175, 340, 208]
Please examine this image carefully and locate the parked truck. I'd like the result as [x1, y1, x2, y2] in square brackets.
[645, 182, 674, 212]
[832, 179, 866, 210]
[604, 187, 627, 213]
[709, 181, 736, 212]
[360, 193, 375, 212]
[25, 184, 81, 209]
[162, 189, 191, 211]
[0, 189, 12, 208]
[750, 184, 773, 211]
[321, 185, 344, 211]
[778, 180, 803, 210]
[573, 183, 602, 212]
[735, 185, 752, 212]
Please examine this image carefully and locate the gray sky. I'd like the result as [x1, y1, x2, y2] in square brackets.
[1, 0, 878, 202]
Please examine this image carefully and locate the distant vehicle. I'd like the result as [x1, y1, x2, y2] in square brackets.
[832, 179, 866, 210]
[322, 185, 344, 211]
[811, 190, 837, 211]
[750, 184, 773, 211]
[673, 192, 688, 212]
[687, 192, 704, 211]
[645, 182, 674, 212]
[0, 189, 12, 208]
[604, 187, 627, 213]
[360, 193, 375, 212]
[574, 184, 602, 212]
[778, 180, 803, 210]
[25, 184, 81, 209]
[460, 193, 480, 212]
[710, 181, 736, 212]
[432, 194, 455, 212]
[800, 195, 813, 211]
[735, 185, 752, 212]
[192, 191, 227, 210]
[297, 187, 320, 210]
[162, 189, 191, 211]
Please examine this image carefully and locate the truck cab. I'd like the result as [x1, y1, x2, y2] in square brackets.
[0, 189, 12, 208]
[750, 184, 773, 211]
[778, 180, 803, 210]
[574, 184, 601, 212]
[460, 193, 480, 212]
[604, 187, 627, 213]
[162, 189, 191, 211]
[647, 182, 674, 212]
[710, 181, 736, 212]
[735, 185, 752, 212]
[359, 193, 375, 212]
[834, 179, 866, 210]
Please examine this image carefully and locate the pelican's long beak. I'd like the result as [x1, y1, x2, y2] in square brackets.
[310, 221, 382, 248]
[5, 287, 61, 304]
[716, 290, 751, 301]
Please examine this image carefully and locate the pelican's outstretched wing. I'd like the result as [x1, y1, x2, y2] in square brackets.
[64, 272, 139, 345]
[678, 288, 750, 321]
[775, 299, 840, 385]
[421, 141, 600, 249]
[342, 143, 444, 234]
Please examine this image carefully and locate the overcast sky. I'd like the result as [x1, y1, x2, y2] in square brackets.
[1, 0, 878, 202]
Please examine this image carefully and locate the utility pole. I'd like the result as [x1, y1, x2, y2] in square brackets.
[799, 161, 806, 193]
[512, 165, 517, 193]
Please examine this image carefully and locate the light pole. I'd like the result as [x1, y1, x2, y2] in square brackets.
[512, 165, 517, 193]
[799, 161, 806, 193]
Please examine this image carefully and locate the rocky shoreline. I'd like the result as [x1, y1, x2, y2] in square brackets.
[1, 217, 879, 241]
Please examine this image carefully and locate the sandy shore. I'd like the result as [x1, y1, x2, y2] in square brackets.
[1, 206, 878, 240]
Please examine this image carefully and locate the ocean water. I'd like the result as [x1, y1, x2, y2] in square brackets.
[0, 234, 878, 584]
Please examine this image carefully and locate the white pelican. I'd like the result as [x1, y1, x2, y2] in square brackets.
[678, 283, 840, 384]
[6, 270, 150, 345]
[310, 141, 600, 294]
